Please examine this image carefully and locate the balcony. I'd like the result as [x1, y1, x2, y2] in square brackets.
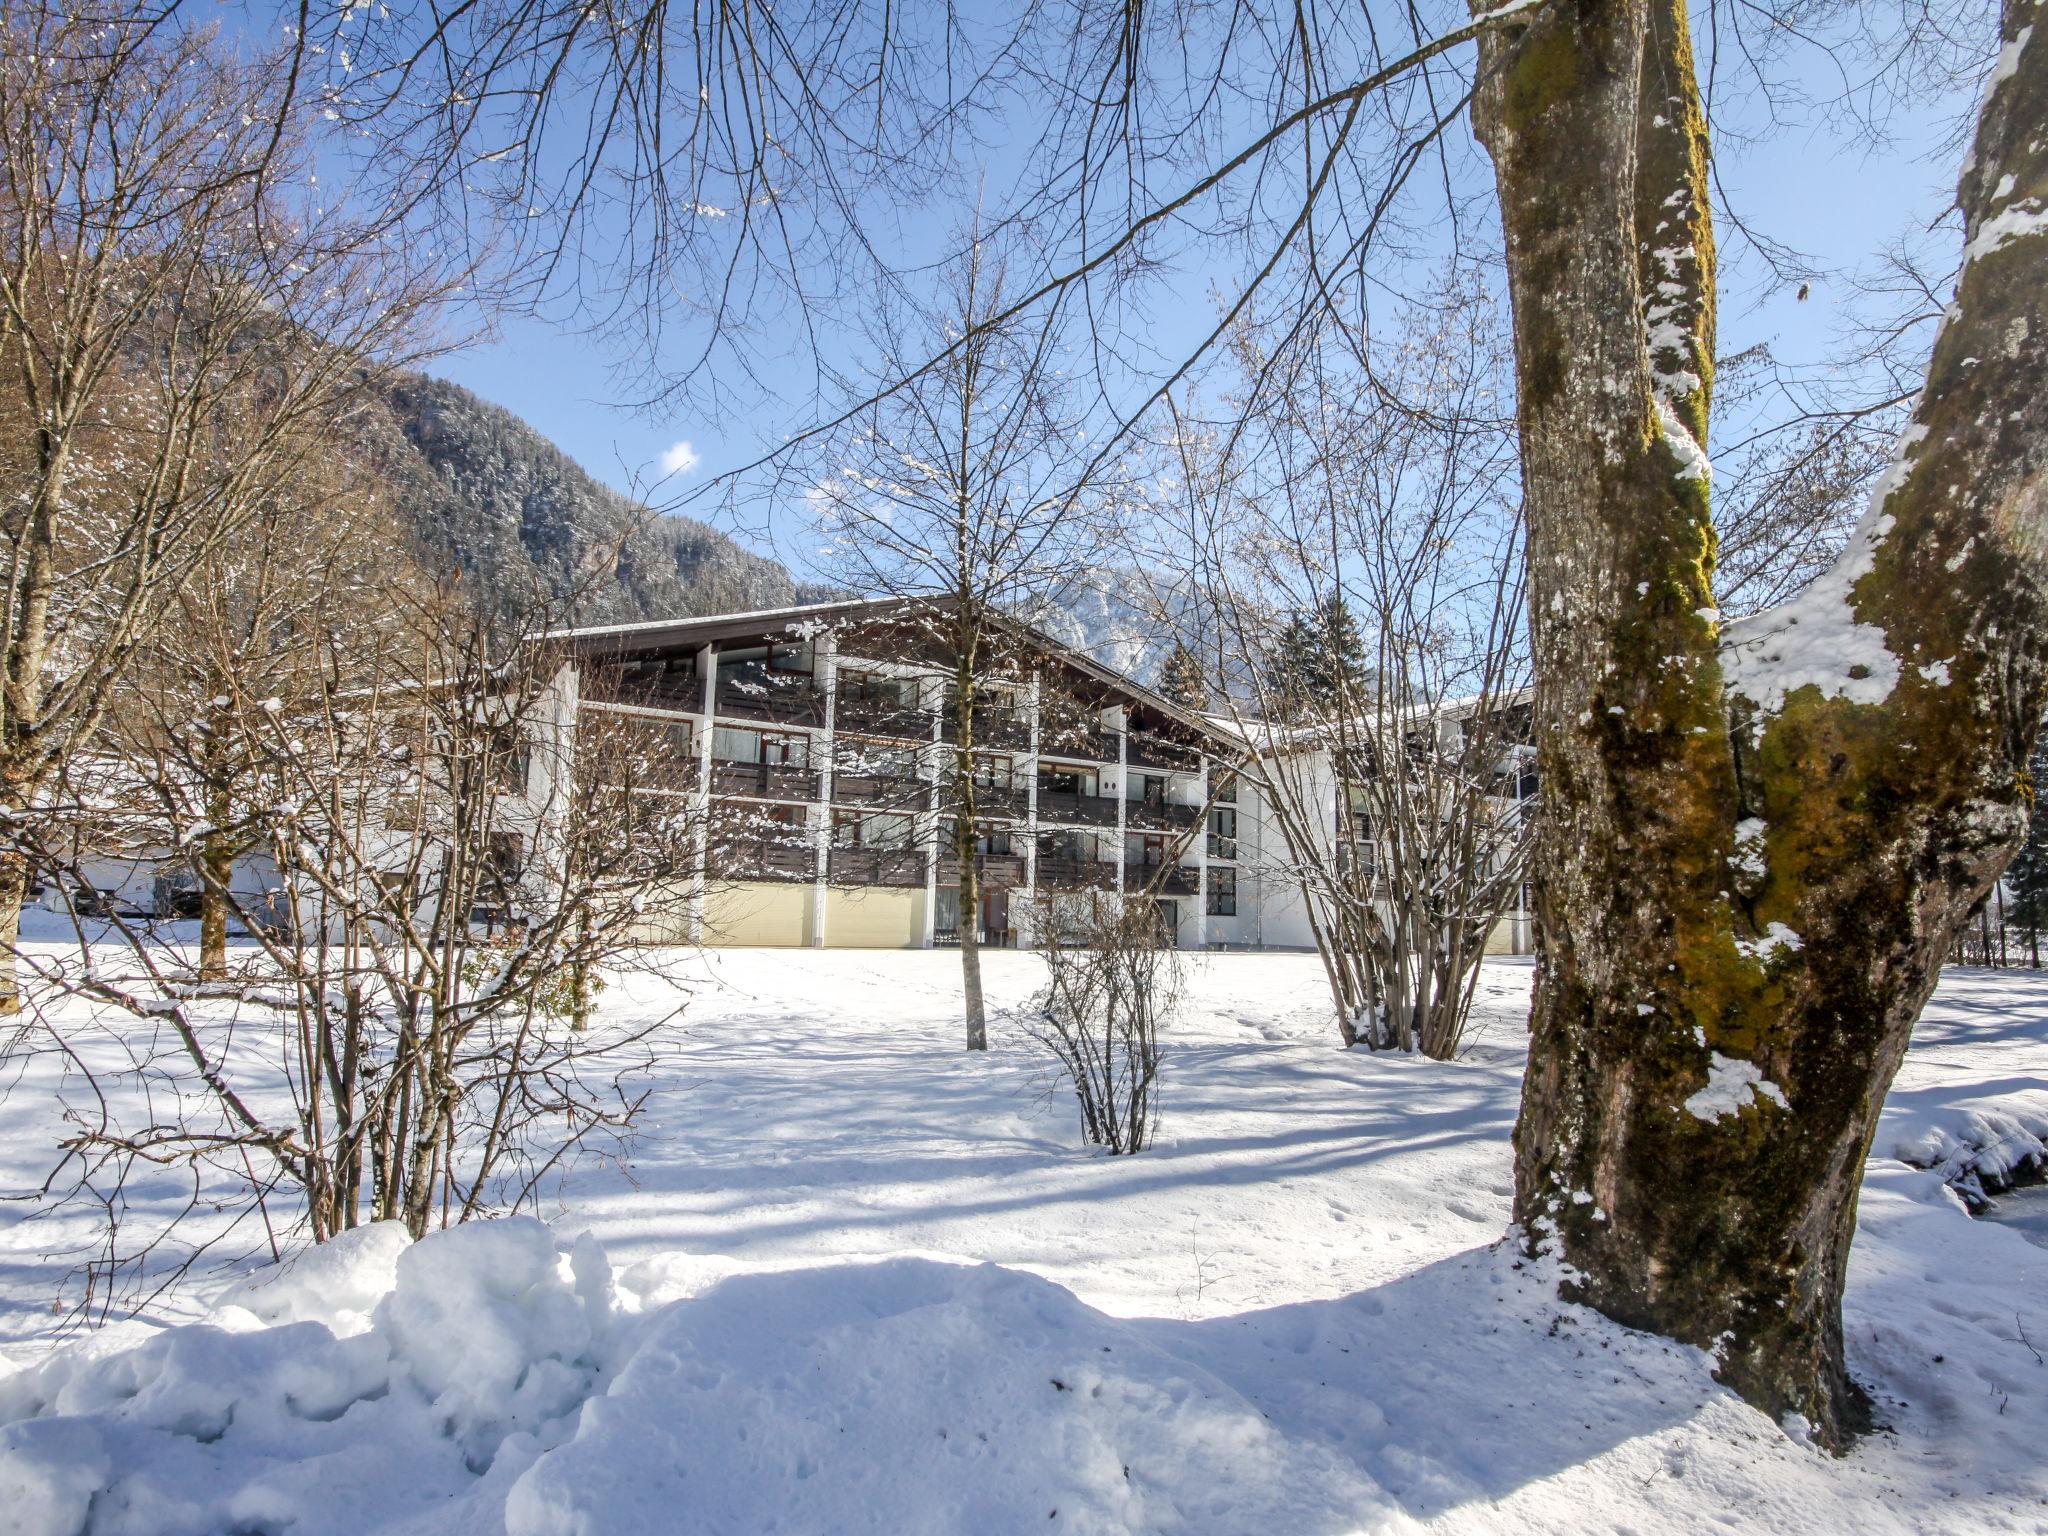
[834, 693, 935, 740]
[585, 673, 704, 713]
[1128, 861, 1199, 898]
[1039, 725, 1114, 762]
[709, 760, 819, 801]
[827, 846, 928, 887]
[938, 706, 1032, 751]
[1126, 732, 1201, 772]
[1036, 787, 1120, 827]
[1035, 857, 1118, 891]
[934, 852, 1028, 890]
[708, 839, 815, 883]
[832, 772, 930, 810]
[715, 673, 826, 727]
[1125, 798, 1201, 832]
[942, 782, 1029, 820]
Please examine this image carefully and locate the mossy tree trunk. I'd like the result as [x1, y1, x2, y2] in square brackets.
[1473, 0, 2048, 1448]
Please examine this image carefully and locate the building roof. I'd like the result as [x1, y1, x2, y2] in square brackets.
[545, 596, 1232, 749]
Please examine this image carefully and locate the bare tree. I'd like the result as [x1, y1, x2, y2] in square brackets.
[803, 239, 1123, 1050]
[1171, 277, 1532, 1059]
[111, 442, 414, 981]
[1026, 891, 1173, 1154]
[19, 574, 705, 1315]
[0, 6, 455, 1011]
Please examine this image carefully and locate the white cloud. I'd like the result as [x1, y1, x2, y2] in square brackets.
[657, 439, 701, 476]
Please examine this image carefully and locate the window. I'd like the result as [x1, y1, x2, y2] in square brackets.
[1039, 764, 1098, 796]
[976, 828, 1014, 857]
[1037, 830, 1089, 864]
[594, 713, 694, 788]
[1213, 771, 1238, 804]
[1126, 832, 1168, 867]
[838, 668, 916, 708]
[1207, 866, 1237, 917]
[971, 754, 1015, 791]
[1126, 772, 1166, 806]
[834, 810, 913, 849]
[1208, 806, 1238, 860]
[1343, 781, 1372, 841]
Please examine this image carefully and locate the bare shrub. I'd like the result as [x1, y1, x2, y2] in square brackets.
[1026, 893, 1174, 1154]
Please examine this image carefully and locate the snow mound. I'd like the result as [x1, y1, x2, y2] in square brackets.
[1885, 1096, 2048, 1206]
[506, 1257, 1402, 1536]
[0, 1218, 610, 1536]
[219, 1219, 412, 1334]
[0, 1223, 1401, 1536]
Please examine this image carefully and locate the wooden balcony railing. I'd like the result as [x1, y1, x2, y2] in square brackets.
[715, 674, 826, 726]
[827, 846, 928, 888]
[938, 706, 1032, 751]
[1035, 856, 1118, 891]
[945, 783, 1029, 820]
[834, 694, 935, 739]
[1125, 798, 1201, 832]
[1035, 787, 1120, 827]
[585, 675, 704, 713]
[831, 773, 930, 810]
[709, 760, 819, 801]
[1126, 732, 1202, 772]
[1039, 726, 1115, 762]
[934, 853, 1028, 890]
[708, 840, 815, 883]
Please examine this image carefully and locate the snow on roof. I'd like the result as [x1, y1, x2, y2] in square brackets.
[546, 596, 1235, 746]
[541, 596, 906, 644]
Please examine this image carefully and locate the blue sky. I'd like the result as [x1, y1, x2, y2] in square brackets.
[423, 15, 1973, 542]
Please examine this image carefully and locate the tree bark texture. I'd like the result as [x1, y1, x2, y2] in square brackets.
[1474, 0, 2048, 1447]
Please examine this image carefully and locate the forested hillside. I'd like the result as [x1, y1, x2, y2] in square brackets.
[373, 372, 818, 626]
[374, 372, 1182, 675]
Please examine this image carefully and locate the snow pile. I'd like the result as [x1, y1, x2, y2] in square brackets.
[1884, 1096, 2048, 1207]
[506, 1257, 1400, 1536]
[1720, 428, 1921, 717]
[0, 1222, 1404, 1536]
[0, 1219, 612, 1536]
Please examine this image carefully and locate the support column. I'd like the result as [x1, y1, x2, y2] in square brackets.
[921, 673, 941, 947]
[1194, 751, 1209, 952]
[810, 632, 838, 948]
[688, 645, 716, 944]
[1112, 706, 1127, 896]
[1022, 675, 1041, 944]
[534, 661, 579, 913]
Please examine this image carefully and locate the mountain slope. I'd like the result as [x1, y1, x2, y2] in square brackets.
[372, 373, 1178, 680]
[375, 372, 814, 626]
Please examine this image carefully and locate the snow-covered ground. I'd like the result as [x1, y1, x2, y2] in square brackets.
[2, 944, 2045, 1534]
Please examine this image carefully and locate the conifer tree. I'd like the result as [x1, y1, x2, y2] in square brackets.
[1156, 641, 1210, 713]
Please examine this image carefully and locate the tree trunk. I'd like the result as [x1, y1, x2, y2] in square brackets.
[0, 842, 26, 1016]
[1474, 0, 2048, 1449]
[955, 652, 988, 1051]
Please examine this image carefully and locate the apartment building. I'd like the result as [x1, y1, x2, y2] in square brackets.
[549, 597, 1264, 951]
[37, 595, 1530, 958]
